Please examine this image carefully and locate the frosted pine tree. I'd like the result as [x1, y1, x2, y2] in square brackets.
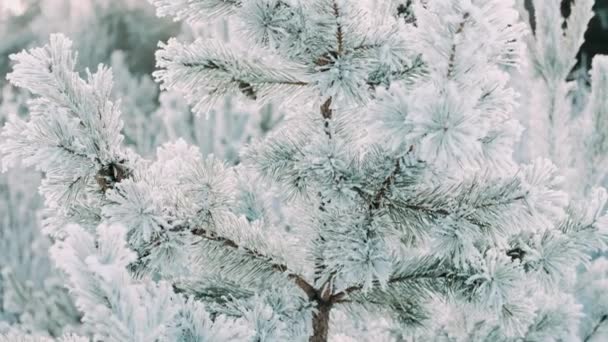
[512, 0, 608, 196]
[150, 9, 286, 163]
[0, 71, 81, 338]
[0, 136, 81, 338]
[575, 56, 608, 340]
[2, 0, 608, 341]
[0, 6, 283, 335]
[511, 2, 608, 340]
[0, 0, 178, 336]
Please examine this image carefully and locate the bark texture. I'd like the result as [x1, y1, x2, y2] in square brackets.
[310, 302, 331, 342]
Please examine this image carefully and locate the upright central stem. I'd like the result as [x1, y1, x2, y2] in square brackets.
[310, 301, 332, 342]
[309, 4, 344, 341]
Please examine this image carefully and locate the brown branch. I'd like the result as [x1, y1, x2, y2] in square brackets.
[319, 97, 334, 139]
[353, 146, 414, 210]
[336, 154, 531, 300]
[370, 158, 401, 210]
[332, 0, 344, 56]
[380, 189, 527, 223]
[188, 226, 316, 298]
[447, 12, 470, 79]
[181, 61, 309, 86]
[303, 0, 349, 321]
[320, 97, 333, 120]
[314, 0, 348, 137]
[289, 275, 317, 300]
[55, 143, 92, 161]
[325, 156, 409, 304]
[396, 202, 451, 217]
[310, 301, 332, 342]
[334, 189, 529, 300]
[191, 227, 282, 268]
[402, 191, 527, 216]
[181, 60, 309, 100]
[134, 214, 316, 301]
[331, 270, 450, 303]
[352, 43, 383, 53]
[584, 315, 607, 342]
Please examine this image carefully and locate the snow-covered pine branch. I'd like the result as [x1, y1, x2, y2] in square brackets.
[584, 56, 608, 192]
[154, 0, 421, 111]
[1, 0, 608, 341]
[50, 223, 252, 341]
[513, 0, 608, 196]
[510, 3, 608, 339]
[5, 34, 124, 166]
[150, 0, 242, 24]
[1, 31, 308, 338]
[1, 34, 130, 211]
[154, 38, 309, 114]
[0, 331, 86, 342]
[150, 0, 607, 340]
[0, 2, 185, 337]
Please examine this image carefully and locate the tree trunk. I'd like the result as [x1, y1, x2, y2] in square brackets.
[310, 302, 331, 342]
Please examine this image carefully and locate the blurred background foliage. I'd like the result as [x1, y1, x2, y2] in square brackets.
[0, 0, 285, 336]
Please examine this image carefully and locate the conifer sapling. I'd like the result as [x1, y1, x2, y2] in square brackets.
[1, 0, 608, 341]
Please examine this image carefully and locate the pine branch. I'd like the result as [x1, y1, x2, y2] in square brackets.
[340, 166, 531, 295]
[7, 35, 124, 164]
[332, 256, 463, 330]
[338, 286, 430, 328]
[172, 277, 255, 305]
[190, 225, 290, 273]
[332, 0, 344, 56]
[332, 256, 449, 302]
[389, 175, 529, 228]
[447, 12, 470, 79]
[155, 38, 309, 114]
[588, 56, 608, 186]
[149, 0, 242, 23]
[3, 34, 129, 198]
[305, 147, 532, 301]
[2, 2, 593, 341]
[168, 221, 317, 300]
[370, 157, 402, 210]
[320, 97, 333, 139]
[367, 54, 427, 88]
[308, 0, 356, 303]
[314, 0, 347, 133]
